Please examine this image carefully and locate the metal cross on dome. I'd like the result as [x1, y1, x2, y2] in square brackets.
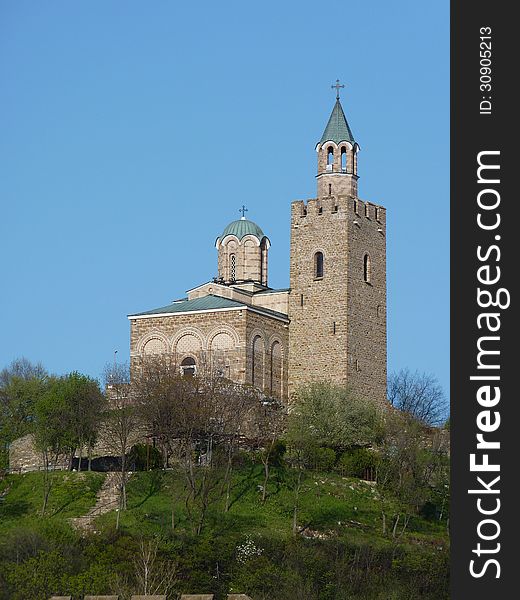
[331, 79, 345, 99]
[239, 205, 248, 219]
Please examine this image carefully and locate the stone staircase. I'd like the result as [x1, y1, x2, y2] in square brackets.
[70, 472, 121, 532]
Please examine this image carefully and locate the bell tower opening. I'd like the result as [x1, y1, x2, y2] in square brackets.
[316, 80, 359, 199]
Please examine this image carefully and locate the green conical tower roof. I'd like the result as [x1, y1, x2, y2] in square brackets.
[320, 98, 355, 145]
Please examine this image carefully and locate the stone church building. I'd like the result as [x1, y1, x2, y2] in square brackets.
[128, 91, 387, 404]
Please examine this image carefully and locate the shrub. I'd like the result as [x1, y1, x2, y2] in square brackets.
[268, 439, 287, 467]
[337, 448, 378, 478]
[128, 443, 163, 471]
[303, 446, 336, 471]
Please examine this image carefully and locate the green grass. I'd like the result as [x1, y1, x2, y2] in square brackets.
[0, 470, 104, 534]
[0, 466, 448, 551]
[90, 465, 448, 552]
[0, 467, 449, 599]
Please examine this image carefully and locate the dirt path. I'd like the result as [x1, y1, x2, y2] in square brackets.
[70, 471, 120, 532]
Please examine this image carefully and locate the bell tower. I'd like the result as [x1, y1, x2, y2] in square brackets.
[288, 82, 387, 405]
[316, 80, 360, 199]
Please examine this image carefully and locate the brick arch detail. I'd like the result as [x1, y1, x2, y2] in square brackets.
[170, 327, 206, 352]
[267, 335, 285, 358]
[136, 330, 170, 354]
[207, 325, 240, 349]
[249, 328, 267, 352]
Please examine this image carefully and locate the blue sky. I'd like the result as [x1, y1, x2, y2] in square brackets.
[0, 1, 449, 397]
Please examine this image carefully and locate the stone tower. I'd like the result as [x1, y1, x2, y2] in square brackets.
[288, 91, 387, 404]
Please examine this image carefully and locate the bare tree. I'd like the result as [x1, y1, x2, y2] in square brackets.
[376, 410, 450, 542]
[134, 537, 178, 596]
[388, 368, 448, 426]
[0, 357, 47, 387]
[102, 361, 138, 527]
[134, 357, 261, 533]
[251, 399, 286, 504]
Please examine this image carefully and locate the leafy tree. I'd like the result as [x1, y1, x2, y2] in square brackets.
[64, 372, 106, 471]
[0, 358, 48, 469]
[388, 368, 448, 426]
[287, 382, 383, 454]
[32, 372, 105, 514]
[33, 376, 77, 514]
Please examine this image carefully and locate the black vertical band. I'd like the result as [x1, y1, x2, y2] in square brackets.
[451, 1, 515, 597]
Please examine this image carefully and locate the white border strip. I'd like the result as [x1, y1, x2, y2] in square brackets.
[128, 304, 289, 323]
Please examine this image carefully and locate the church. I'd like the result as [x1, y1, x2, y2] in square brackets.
[128, 85, 387, 404]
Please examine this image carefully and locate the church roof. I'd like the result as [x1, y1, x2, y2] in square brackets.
[220, 218, 265, 240]
[320, 98, 356, 145]
[129, 294, 288, 321]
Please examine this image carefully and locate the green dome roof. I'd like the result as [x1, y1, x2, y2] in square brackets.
[220, 218, 265, 240]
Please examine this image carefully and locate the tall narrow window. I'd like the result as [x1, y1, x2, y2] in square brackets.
[252, 335, 263, 389]
[341, 147, 347, 172]
[314, 251, 324, 279]
[230, 253, 236, 280]
[270, 341, 282, 398]
[327, 147, 334, 165]
[363, 253, 371, 283]
[328, 184, 332, 196]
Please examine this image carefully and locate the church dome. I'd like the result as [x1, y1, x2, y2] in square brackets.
[220, 218, 265, 240]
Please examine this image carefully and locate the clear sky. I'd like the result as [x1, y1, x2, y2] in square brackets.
[0, 1, 449, 397]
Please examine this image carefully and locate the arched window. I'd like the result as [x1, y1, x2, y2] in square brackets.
[252, 335, 264, 389]
[327, 146, 334, 165]
[363, 253, 371, 283]
[314, 251, 324, 279]
[270, 341, 282, 398]
[180, 356, 196, 376]
[230, 253, 236, 280]
[341, 147, 347, 172]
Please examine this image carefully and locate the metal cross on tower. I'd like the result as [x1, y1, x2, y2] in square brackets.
[239, 205, 248, 218]
[331, 79, 345, 100]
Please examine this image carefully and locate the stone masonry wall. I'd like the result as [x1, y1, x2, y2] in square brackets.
[346, 197, 387, 405]
[130, 307, 289, 400]
[245, 310, 289, 400]
[288, 195, 351, 398]
[130, 309, 248, 383]
[287, 193, 387, 405]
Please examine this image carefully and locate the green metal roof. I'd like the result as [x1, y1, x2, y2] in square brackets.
[220, 218, 265, 240]
[129, 294, 288, 320]
[320, 99, 355, 145]
[129, 295, 244, 317]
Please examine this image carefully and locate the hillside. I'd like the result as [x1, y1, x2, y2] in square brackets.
[0, 465, 449, 600]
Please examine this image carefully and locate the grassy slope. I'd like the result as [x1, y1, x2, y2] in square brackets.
[0, 467, 449, 599]
[94, 465, 448, 551]
[0, 466, 449, 546]
[0, 471, 104, 534]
